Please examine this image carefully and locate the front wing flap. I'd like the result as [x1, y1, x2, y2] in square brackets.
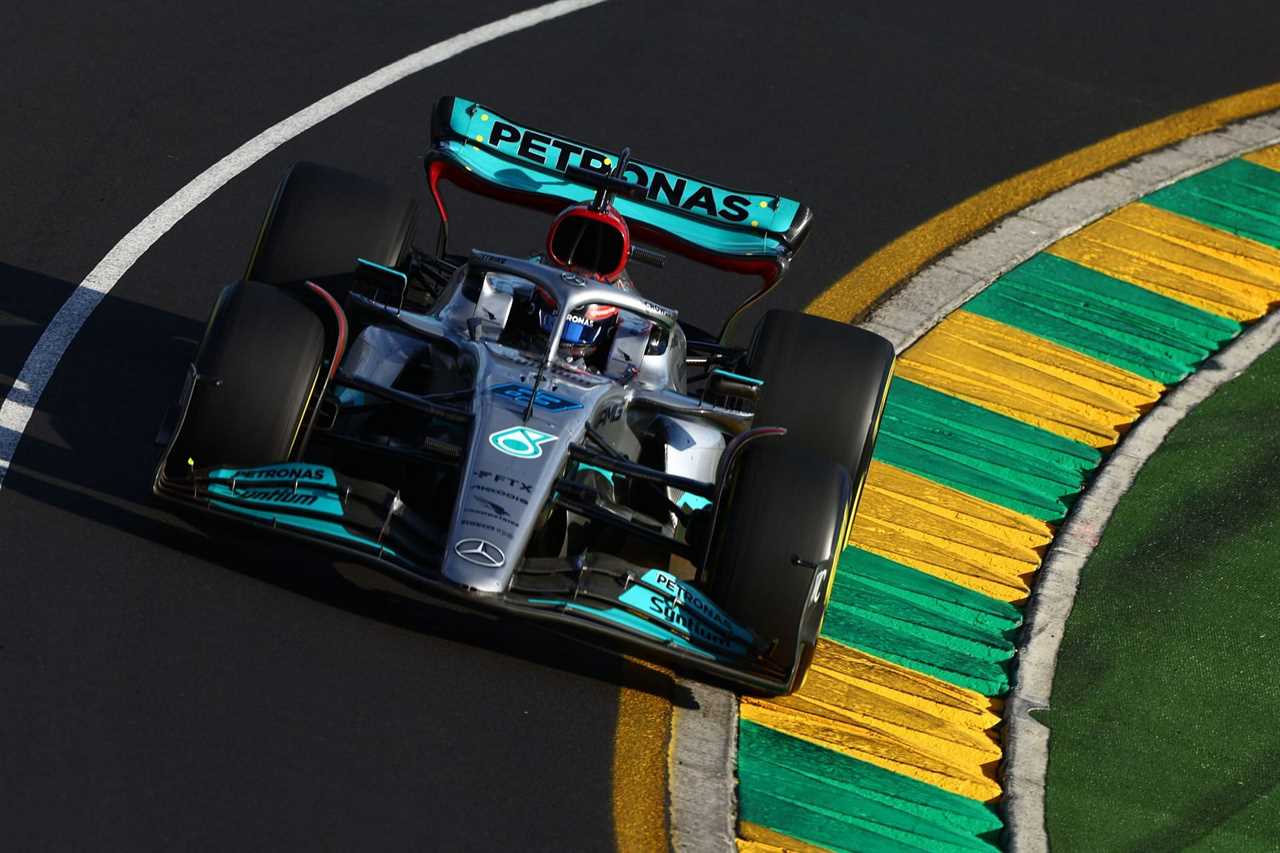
[154, 461, 443, 567]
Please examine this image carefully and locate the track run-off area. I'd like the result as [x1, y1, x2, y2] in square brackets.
[4, 2, 1280, 850]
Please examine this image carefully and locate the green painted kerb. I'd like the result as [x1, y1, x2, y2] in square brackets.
[875, 378, 1098, 522]
[966, 253, 1240, 384]
[1145, 157, 1280, 249]
[739, 721, 1002, 853]
[823, 548, 1021, 697]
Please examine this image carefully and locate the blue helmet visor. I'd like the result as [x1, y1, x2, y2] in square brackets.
[539, 305, 611, 348]
[562, 319, 599, 345]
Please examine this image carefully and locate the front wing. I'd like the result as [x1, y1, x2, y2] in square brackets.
[154, 461, 793, 693]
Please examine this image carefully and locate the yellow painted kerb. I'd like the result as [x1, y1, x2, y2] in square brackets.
[1243, 145, 1280, 171]
[894, 311, 1164, 449]
[612, 659, 673, 853]
[741, 639, 1004, 802]
[851, 459, 1050, 602]
[1051, 202, 1280, 322]
[739, 821, 834, 852]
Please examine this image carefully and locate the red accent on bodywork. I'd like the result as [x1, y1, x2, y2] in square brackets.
[427, 159, 449, 224]
[305, 281, 347, 380]
[546, 204, 631, 283]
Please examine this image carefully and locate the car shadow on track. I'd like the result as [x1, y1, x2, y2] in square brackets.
[0, 263, 696, 708]
[0, 264, 82, 400]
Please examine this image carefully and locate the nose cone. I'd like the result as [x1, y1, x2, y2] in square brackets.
[443, 420, 569, 593]
[445, 536, 511, 591]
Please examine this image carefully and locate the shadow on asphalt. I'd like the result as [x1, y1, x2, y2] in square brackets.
[0, 261, 700, 709]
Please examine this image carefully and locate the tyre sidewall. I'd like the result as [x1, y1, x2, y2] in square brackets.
[169, 281, 326, 472]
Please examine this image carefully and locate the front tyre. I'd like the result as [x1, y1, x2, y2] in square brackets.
[167, 281, 326, 474]
[245, 161, 417, 285]
[747, 309, 895, 497]
[708, 444, 852, 694]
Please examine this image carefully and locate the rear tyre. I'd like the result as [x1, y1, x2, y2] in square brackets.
[169, 281, 326, 472]
[747, 309, 895, 491]
[708, 444, 852, 693]
[245, 161, 417, 285]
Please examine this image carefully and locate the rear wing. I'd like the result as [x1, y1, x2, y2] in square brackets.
[425, 96, 813, 287]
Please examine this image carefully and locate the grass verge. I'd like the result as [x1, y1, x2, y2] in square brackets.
[1044, 341, 1280, 852]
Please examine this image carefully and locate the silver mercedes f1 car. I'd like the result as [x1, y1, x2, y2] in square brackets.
[153, 96, 895, 694]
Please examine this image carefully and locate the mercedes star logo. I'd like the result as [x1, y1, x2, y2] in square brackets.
[454, 538, 506, 568]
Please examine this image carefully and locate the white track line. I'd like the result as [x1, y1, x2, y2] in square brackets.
[0, 0, 605, 487]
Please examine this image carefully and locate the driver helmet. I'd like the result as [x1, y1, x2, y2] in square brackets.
[539, 203, 630, 357]
[534, 294, 619, 359]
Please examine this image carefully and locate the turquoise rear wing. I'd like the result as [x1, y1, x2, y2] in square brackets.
[425, 96, 813, 286]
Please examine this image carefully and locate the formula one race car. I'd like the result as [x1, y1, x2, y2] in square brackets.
[153, 96, 895, 694]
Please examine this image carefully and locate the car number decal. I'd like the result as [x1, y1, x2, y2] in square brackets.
[489, 382, 582, 412]
[489, 426, 558, 459]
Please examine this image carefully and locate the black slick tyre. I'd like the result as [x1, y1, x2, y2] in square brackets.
[169, 280, 326, 472]
[708, 444, 852, 694]
[245, 161, 417, 285]
[746, 309, 895, 491]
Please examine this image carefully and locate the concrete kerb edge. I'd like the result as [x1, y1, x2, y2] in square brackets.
[668, 679, 740, 852]
[666, 108, 1280, 853]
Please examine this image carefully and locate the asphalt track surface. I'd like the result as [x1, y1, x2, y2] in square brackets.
[2, 2, 1278, 848]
